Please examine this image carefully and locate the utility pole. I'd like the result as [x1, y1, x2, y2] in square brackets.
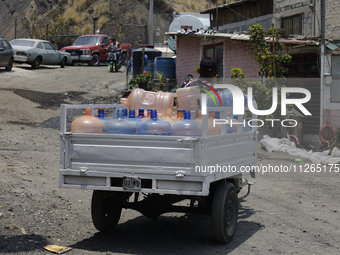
[149, 0, 154, 45]
[15, 19, 17, 39]
[320, 0, 325, 128]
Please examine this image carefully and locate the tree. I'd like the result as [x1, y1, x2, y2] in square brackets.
[231, 24, 293, 135]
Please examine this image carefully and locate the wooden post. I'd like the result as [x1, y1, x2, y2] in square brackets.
[142, 25, 146, 72]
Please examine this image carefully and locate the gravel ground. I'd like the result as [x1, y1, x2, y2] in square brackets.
[0, 64, 340, 255]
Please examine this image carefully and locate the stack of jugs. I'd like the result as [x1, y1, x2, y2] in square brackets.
[103, 108, 137, 134]
[138, 109, 171, 135]
[71, 107, 104, 133]
[171, 110, 202, 137]
[120, 88, 174, 117]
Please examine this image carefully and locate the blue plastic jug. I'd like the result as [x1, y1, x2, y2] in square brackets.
[103, 108, 137, 134]
[123, 108, 128, 119]
[127, 109, 142, 126]
[97, 108, 112, 123]
[137, 109, 171, 135]
[171, 110, 202, 136]
[136, 108, 145, 119]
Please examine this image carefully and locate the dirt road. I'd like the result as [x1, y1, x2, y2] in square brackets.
[0, 65, 339, 255]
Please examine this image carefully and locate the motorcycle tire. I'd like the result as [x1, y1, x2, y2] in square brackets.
[110, 62, 113, 72]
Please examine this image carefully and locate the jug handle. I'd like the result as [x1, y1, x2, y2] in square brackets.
[120, 98, 128, 104]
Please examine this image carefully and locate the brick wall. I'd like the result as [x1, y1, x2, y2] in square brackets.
[176, 36, 261, 83]
[224, 41, 260, 78]
[176, 36, 201, 85]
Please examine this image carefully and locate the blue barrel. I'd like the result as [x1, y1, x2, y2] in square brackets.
[154, 57, 176, 79]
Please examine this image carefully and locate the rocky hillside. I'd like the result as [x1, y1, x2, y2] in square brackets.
[0, 0, 228, 49]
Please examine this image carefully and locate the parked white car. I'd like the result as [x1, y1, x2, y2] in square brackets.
[10, 38, 71, 69]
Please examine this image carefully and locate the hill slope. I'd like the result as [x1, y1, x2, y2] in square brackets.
[0, 0, 229, 48]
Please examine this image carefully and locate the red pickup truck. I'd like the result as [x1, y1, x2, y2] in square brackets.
[61, 34, 132, 66]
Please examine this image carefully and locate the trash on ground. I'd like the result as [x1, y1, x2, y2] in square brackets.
[20, 228, 26, 235]
[5, 225, 18, 230]
[295, 158, 302, 162]
[44, 245, 72, 254]
[20, 178, 32, 182]
[260, 135, 340, 165]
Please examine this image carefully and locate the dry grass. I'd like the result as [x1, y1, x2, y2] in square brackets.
[63, 7, 79, 21]
[98, 16, 110, 29]
[68, 0, 74, 5]
[74, 25, 82, 34]
[82, 23, 92, 34]
[82, 12, 89, 21]
[100, 2, 110, 15]
[94, 5, 101, 16]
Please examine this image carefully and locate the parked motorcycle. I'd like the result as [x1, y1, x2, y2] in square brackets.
[105, 48, 121, 72]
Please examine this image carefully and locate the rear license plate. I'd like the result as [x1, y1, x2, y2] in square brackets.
[123, 176, 141, 190]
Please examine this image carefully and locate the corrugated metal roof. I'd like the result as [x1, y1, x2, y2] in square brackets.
[166, 32, 319, 45]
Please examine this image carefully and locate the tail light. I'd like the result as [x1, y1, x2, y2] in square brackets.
[16, 51, 27, 56]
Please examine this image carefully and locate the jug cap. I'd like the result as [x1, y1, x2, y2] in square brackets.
[129, 109, 136, 118]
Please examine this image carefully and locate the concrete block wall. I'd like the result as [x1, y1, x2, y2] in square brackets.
[274, 0, 314, 37]
[325, 0, 340, 40]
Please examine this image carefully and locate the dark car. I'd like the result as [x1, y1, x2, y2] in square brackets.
[0, 37, 14, 71]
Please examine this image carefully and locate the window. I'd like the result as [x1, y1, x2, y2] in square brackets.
[102, 37, 109, 46]
[284, 54, 319, 78]
[2, 40, 11, 50]
[331, 55, 340, 102]
[37, 43, 43, 49]
[43, 42, 55, 50]
[203, 43, 223, 78]
[282, 14, 303, 35]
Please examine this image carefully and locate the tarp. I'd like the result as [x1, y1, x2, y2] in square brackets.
[326, 43, 340, 51]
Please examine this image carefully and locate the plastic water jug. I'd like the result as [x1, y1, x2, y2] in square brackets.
[161, 108, 176, 125]
[97, 108, 111, 123]
[71, 107, 104, 133]
[197, 112, 220, 136]
[123, 108, 128, 119]
[136, 108, 145, 119]
[137, 109, 171, 135]
[176, 87, 201, 111]
[120, 88, 174, 117]
[127, 109, 142, 126]
[141, 108, 152, 121]
[174, 109, 184, 122]
[103, 108, 137, 134]
[171, 110, 202, 137]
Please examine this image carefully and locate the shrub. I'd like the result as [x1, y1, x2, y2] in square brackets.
[82, 12, 89, 21]
[82, 23, 93, 34]
[98, 17, 110, 29]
